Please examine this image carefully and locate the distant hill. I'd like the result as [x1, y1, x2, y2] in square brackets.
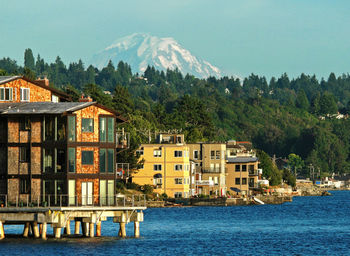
[90, 33, 224, 78]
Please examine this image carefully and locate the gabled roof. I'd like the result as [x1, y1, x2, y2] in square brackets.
[0, 102, 126, 122]
[0, 76, 71, 101]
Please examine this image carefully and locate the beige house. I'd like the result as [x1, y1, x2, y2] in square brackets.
[187, 143, 226, 196]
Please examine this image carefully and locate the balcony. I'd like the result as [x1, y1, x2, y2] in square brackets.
[116, 163, 130, 179]
[249, 170, 259, 176]
[249, 182, 259, 189]
[116, 130, 130, 149]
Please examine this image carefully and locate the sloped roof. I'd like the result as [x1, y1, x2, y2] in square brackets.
[227, 157, 259, 163]
[0, 76, 22, 84]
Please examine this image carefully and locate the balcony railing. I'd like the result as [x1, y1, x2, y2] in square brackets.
[0, 194, 147, 208]
[116, 163, 130, 179]
[249, 170, 259, 176]
[201, 168, 226, 174]
[116, 130, 130, 149]
[249, 183, 259, 189]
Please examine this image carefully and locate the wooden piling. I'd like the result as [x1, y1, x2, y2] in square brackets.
[82, 222, 89, 237]
[96, 222, 101, 237]
[119, 222, 126, 238]
[134, 221, 140, 238]
[54, 227, 61, 239]
[23, 222, 30, 238]
[89, 223, 94, 238]
[33, 221, 40, 238]
[41, 222, 47, 240]
[39, 224, 43, 235]
[0, 221, 5, 240]
[64, 220, 71, 235]
[75, 220, 81, 235]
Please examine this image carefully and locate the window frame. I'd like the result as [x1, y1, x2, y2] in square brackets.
[174, 164, 183, 171]
[175, 178, 183, 184]
[235, 178, 240, 185]
[19, 146, 30, 163]
[82, 118, 94, 133]
[82, 150, 94, 165]
[174, 150, 183, 157]
[153, 149, 162, 157]
[20, 88, 30, 102]
[0, 87, 13, 101]
[153, 164, 162, 171]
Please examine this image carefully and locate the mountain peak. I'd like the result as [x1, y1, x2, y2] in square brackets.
[90, 33, 223, 78]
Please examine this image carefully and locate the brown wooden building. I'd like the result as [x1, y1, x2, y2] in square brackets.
[0, 76, 126, 206]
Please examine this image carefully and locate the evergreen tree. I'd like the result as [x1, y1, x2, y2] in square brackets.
[24, 48, 35, 71]
[296, 89, 310, 110]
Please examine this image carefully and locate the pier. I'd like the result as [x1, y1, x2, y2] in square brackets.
[0, 194, 146, 240]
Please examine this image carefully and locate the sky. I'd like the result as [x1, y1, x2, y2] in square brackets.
[1, 0, 350, 79]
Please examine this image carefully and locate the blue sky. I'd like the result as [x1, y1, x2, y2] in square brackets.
[1, 0, 350, 79]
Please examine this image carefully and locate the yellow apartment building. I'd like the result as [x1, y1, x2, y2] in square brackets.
[187, 143, 226, 196]
[132, 134, 191, 198]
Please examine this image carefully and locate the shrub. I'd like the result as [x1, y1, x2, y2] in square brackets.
[142, 184, 154, 194]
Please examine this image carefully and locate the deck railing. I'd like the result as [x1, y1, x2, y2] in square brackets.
[0, 194, 147, 208]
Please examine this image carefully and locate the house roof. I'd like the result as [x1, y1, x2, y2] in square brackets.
[0, 76, 71, 101]
[227, 157, 259, 163]
[0, 102, 126, 122]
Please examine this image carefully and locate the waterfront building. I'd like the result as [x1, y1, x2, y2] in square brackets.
[226, 140, 259, 195]
[0, 76, 127, 206]
[187, 143, 227, 196]
[132, 134, 191, 198]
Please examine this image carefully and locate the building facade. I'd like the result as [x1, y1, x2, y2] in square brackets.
[132, 134, 191, 198]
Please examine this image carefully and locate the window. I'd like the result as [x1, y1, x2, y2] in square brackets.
[242, 178, 247, 185]
[235, 178, 240, 185]
[216, 150, 220, 159]
[52, 95, 59, 103]
[20, 179, 30, 194]
[68, 116, 76, 142]
[242, 165, 247, 172]
[0, 87, 13, 101]
[214, 177, 218, 185]
[57, 116, 66, 141]
[43, 148, 54, 173]
[68, 148, 76, 173]
[154, 149, 162, 157]
[82, 150, 94, 165]
[20, 88, 30, 102]
[107, 149, 114, 173]
[175, 178, 183, 184]
[193, 150, 199, 159]
[174, 192, 182, 198]
[82, 118, 94, 132]
[249, 165, 255, 174]
[154, 164, 162, 171]
[20, 147, 30, 162]
[100, 148, 116, 173]
[174, 164, 183, 171]
[235, 165, 240, 172]
[136, 147, 144, 155]
[99, 117, 114, 142]
[44, 116, 55, 141]
[174, 151, 183, 157]
[20, 117, 30, 131]
[56, 149, 66, 172]
[211, 150, 215, 160]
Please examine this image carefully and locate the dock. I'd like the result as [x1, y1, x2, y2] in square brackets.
[0, 194, 146, 240]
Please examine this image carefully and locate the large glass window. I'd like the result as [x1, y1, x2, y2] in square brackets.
[44, 148, 54, 173]
[44, 116, 55, 141]
[68, 148, 76, 172]
[68, 116, 76, 142]
[100, 117, 115, 143]
[82, 150, 94, 165]
[107, 118, 114, 142]
[20, 178, 30, 194]
[82, 118, 94, 132]
[57, 116, 66, 141]
[56, 149, 66, 172]
[100, 148, 115, 173]
[20, 117, 30, 131]
[99, 117, 106, 142]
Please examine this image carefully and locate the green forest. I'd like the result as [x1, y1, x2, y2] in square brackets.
[2, 49, 350, 179]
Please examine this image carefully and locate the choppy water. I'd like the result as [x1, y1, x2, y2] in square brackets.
[1, 191, 350, 255]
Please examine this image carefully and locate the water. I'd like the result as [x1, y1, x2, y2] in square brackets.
[1, 191, 350, 255]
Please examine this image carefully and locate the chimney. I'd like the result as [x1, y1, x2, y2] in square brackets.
[79, 95, 93, 102]
[35, 76, 49, 86]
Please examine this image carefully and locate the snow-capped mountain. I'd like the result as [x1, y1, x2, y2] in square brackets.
[90, 33, 223, 78]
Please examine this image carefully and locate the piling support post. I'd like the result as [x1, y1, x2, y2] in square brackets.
[33, 221, 40, 238]
[82, 222, 89, 237]
[96, 222, 101, 237]
[119, 222, 126, 238]
[89, 223, 95, 238]
[75, 220, 81, 235]
[41, 222, 47, 240]
[23, 222, 30, 238]
[39, 224, 43, 235]
[64, 220, 71, 235]
[134, 221, 140, 238]
[0, 221, 5, 240]
[54, 227, 61, 239]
